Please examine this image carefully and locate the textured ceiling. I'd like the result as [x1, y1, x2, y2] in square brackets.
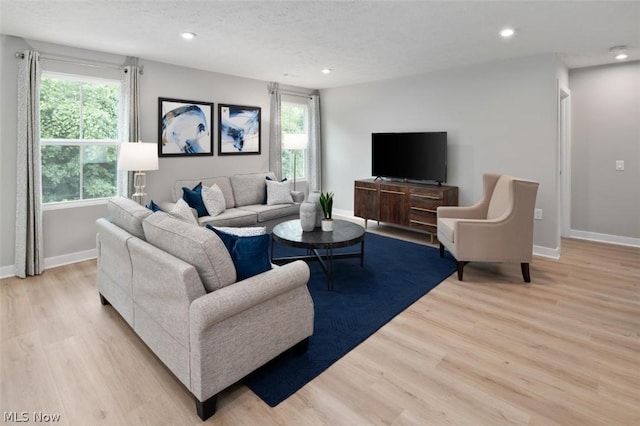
[1, 0, 639, 89]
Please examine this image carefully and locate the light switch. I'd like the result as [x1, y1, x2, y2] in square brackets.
[534, 208, 543, 220]
[616, 160, 624, 171]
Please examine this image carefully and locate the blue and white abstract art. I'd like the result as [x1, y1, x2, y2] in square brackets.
[218, 104, 261, 155]
[159, 98, 213, 156]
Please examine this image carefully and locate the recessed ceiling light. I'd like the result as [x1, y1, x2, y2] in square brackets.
[321, 68, 332, 74]
[499, 28, 515, 38]
[181, 32, 196, 40]
[610, 45, 628, 60]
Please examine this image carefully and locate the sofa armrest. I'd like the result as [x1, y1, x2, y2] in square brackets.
[188, 260, 313, 401]
[190, 260, 310, 331]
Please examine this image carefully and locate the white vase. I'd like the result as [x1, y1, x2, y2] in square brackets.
[321, 219, 333, 232]
[300, 201, 316, 232]
[307, 190, 323, 227]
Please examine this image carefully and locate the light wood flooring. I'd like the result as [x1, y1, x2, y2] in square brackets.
[1, 224, 639, 425]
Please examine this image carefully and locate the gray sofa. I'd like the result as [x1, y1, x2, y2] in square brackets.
[159, 171, 304, 230]
[96, 196, 314, 420]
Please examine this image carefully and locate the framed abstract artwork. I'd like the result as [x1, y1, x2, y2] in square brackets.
[218, 104, 261, 155]
[158, 97, 214, 157]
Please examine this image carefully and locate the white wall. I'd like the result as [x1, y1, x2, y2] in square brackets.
[569, 61, 640, 243]
[321, 54, 562, 252]
[0, 36, 281, 275]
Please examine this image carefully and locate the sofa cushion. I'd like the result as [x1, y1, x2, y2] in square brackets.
[143, 212, 236, 292]
[182, 182, 208, 217]
[237, 203, 300, 223]
[230, 172, 276, 207]
[197, 208, 257, 227]
[266, 179, 294, 205]
[201, 184, 226, 217]
[208, 226, 272, 281]
[107, 196, 152, 240]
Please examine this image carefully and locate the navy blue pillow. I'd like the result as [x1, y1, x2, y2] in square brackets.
[207, 226, 272, 280]
[182, 182, 208, 217]
[264, 176, 287, 204]
[146, 200, 164, 212]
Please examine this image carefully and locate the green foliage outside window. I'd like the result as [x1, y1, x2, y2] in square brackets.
[40, 77, 120, 204]
[281, 103, 307, 180]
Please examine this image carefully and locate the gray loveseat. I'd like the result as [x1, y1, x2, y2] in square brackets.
[96, 196, 314, 420]
[159, 171, 304, 230]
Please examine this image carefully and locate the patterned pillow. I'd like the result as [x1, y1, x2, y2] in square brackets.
[201, 184, 226, 217]
[168, 198, 198, 225]
[206, 225, 266, 236]
[266, 179, 293, 205]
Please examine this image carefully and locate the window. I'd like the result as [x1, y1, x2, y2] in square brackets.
[281, 101, 308, 181]
[40, 73, 121, 205]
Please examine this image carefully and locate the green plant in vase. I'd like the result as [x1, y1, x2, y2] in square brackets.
[319, 191, 334, 231]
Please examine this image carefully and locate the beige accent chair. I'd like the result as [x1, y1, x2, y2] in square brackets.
[437, 173, 539, 282]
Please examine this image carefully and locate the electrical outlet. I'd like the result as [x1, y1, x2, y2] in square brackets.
[534, 208, 543, 220]
[616, 160, 624, 171]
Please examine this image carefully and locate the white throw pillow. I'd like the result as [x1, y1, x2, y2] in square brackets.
[201, 183, 226, 217]
[266, 179, 294, 205]
[169, 198, 198, 225]
[210, 226, 266, 236]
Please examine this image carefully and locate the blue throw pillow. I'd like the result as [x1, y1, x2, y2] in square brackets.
[146, 200, 164, 212]
[207, 225, 272, 280]
[182, 182, 209, 217]
[264, 176, 287, 204]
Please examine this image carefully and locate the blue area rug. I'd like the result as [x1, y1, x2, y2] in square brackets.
[244, 232, 457, 407]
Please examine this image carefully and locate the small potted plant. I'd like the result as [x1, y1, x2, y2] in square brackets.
[319, 191, 334, 231]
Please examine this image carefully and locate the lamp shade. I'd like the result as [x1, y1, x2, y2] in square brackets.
[282, 133, 308, 150]
[118, 142, 159, 171]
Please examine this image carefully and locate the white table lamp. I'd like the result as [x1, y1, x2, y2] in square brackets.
[118, 142, 159, 204]
[282, 133, 308, 191]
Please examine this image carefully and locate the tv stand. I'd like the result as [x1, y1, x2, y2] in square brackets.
[354, 179, 458, 243]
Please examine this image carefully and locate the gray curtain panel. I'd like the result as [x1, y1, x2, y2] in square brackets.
[120, 64, 141, 197]
[306, 95, 322, 192]
[15, 50, 44, 278]
[268, 82, 282, 180]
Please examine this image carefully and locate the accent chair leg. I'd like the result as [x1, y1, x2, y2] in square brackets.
[293, 337, 309, 355]
[99, 293, 110, 306]
[196, 394, 217, 421]
[457, 261, 465, 281]
[521, 263, 531, 283]
[439, 243, 445, 258]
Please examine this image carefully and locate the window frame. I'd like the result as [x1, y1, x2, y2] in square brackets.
[39, 71, 122, 209]
[281, 99, 309, 181]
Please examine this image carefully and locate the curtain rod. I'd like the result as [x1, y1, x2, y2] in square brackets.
[15, 51, 134, 73]
[280, 90, 314, 99]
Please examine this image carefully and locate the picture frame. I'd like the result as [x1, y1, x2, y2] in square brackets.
[158, 97, 214, 157]
[218, 104, 261, 155]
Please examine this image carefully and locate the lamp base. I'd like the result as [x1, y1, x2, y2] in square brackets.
[132, 171, 147, 205]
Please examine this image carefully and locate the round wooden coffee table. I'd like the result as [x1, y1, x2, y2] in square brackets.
[271, 219, 365, 290]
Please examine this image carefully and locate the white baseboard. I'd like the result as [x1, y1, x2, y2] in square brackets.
[533, 245, 560, 260]
[569, 229, 640, 248]
[0, 264, 16, 279]
[0, 249, 97, 279]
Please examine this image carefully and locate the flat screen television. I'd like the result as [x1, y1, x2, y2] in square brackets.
[371, 131, 447, 184]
